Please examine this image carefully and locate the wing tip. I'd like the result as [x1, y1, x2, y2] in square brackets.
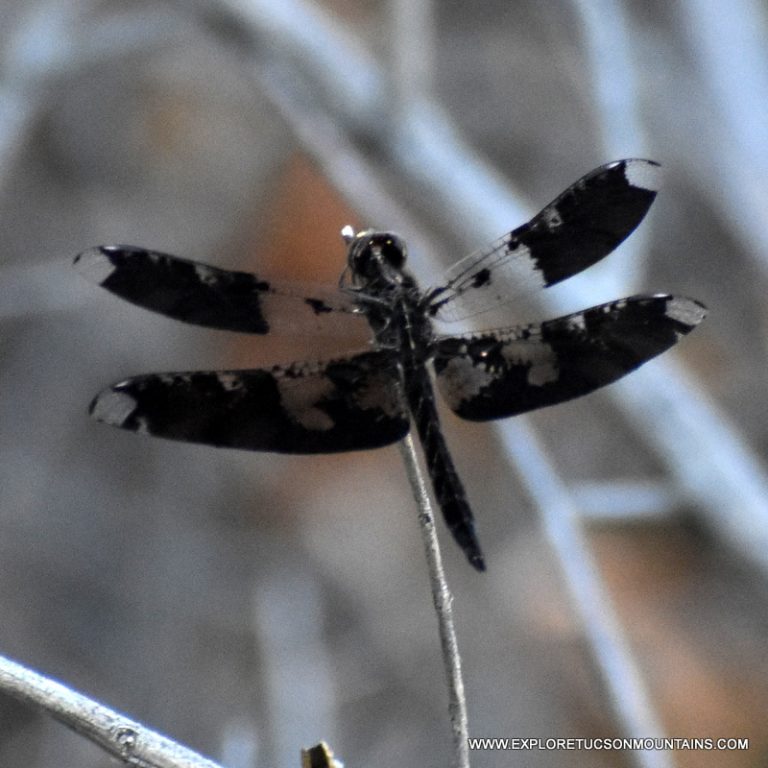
[469, 551, 487, 572]
[640, 293, 709, 333]
[619, 158, 662, 193]
[89, 385, 141, 431]
[665, 295, 707, 331]
[457, 528, 487, 571]
[74, 244, 152, 284]
[73, 245, 118, 285]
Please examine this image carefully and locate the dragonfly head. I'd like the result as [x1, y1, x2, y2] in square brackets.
[344, 228, 408, 286]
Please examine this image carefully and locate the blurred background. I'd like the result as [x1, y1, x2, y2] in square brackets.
[0, 1, 767, 767]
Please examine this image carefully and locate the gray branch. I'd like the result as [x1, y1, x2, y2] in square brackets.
[399, 435, 470, 768]
[0, 652, 224, 768]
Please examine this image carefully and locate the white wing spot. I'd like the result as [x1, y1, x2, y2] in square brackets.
[502, 340, 560, 386]
[567, 314, 587, 331]
[543, 207, 563, 229]
[217, 373, 244, 392]
[356, 369, 404, 419]
[92, 389, 138, 427]
[623, 160, 661, 193]
[74, 248, 117, 285]
[134, 416, 151, 435]
[277, 377, 336, 431]
[194, 263, 219, 286]
[436, 355, 495, 410]
[665, 297, 707, 328]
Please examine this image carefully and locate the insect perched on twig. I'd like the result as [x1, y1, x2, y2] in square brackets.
[75, 160, 706, 571]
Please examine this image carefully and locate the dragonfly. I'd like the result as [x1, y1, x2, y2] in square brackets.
[75, 159, 706, 571]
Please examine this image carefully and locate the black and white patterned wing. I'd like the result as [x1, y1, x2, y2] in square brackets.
[433, 295, 706, 420]
[89, 350, 409, 453]
[74, 245, 367, 337]
[428, 159, 660, 322]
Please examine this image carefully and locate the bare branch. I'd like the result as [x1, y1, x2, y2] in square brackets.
[0, 652, 224, 768]
[398, 435, 470, 768]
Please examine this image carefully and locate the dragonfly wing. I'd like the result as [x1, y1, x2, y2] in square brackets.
[90, 350, 410, 453]
[434, 295, 706, 420]
[75, 245, 367, 337]
[429, 159, 661, 322]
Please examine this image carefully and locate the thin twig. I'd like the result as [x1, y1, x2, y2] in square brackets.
[398, 434, 470, 768]
[0, 652, 224, 768]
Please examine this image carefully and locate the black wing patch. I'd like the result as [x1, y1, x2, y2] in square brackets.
[74, 245, 366, 337]
[433, 295, 706, 420]
[428, 159, 661, 321]
[89, 350, 410, 453]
